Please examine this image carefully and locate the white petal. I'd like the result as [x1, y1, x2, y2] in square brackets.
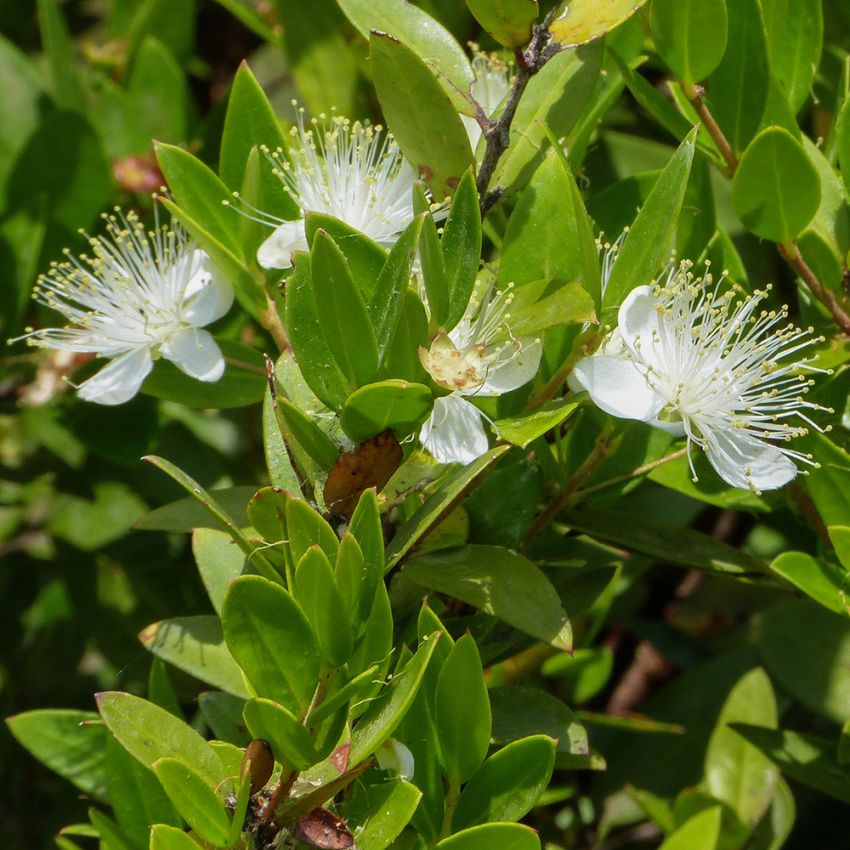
[705, 429, 797, 492]
[182, 252, 234, 326]
[77, 347, 153, 405]
[161, 328, 225, 382]
[257, 219, 308, 270]
[618, 285, 660, 360]
[571, 354, 666, 422]
[478, 337, 543, 397]
[420, 396, 489, 465]
[375, 738, 415, 780]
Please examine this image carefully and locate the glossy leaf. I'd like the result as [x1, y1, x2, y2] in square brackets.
[341, 381, 434, 442]
[386, 445, 510, 568]
[356, 780, 422, 850]
[733, 126, 821, 243]
[242, 697, 317, 770]
[651, 0, 728, 86]
[704, 668, 778, 827]
[295, 546, 353, 666]
[549, 0, 649, 46]
[466, 0, 537, 48]
[708, 0, 769, 153]
[136, 486, 254, 533]
[730, 725, 850, 804]
[435, 635, 492, 783]
[278, 398, 340, 471]
[454, 735, 556, 830]
[311, 229, 379, 388]
[603, 127, 697, 309]
[336, 0, 473, 112]
[659, 807, 721, 850]
[762, 0, 822, 113]
[500, 152, 600, 301]
[435, 822, 541, 850]
[406, 545, 572, 650]
[349, 632, 442, 766]
[95, 692, 227, 787]
[139, 615, 249, 697]
[443, 170, 482, 330]
[153, 757, 231, 846]
[221, 575, 320, 714]
[757, 599, 850, 724]
[150, 824, 207, 850]
[494, 400, 580, 449]
[770, 550, 850, 615]
[6, 710, 107, 801]
[220, 61, 290, 190]
[370, 32, 474, 200]
[285, 497, 340, 564]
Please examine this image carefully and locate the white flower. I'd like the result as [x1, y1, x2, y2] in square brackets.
[255, 112, 417, 270]
[461, 53, 512, 152]
[14, 210, 233, 405]
[571, 262, 829, 492]
[418, 284, 542, 465]
[375, 738, 415, 780]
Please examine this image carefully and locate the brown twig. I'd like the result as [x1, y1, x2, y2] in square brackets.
[476, 7, 562, 217]
[683, 83, 737, 176]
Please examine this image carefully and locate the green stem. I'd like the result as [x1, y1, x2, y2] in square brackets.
[439, 779, 462, 840]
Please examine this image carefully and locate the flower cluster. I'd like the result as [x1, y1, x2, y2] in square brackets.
[14, 210, 232, 405]
[571, 262, 829, 492]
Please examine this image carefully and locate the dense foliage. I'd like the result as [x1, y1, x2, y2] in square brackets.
[3, 1, 850, 848]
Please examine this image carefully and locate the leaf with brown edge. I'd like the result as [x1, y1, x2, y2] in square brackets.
[292, 807, 354, 849]
[324, 430, 403, 517]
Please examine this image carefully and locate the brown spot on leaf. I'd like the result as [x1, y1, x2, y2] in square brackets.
[323, 429, 402, 517]
[292, 807, 354, 849]
[329, 743, 350, 775]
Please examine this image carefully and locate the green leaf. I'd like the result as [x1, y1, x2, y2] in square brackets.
[386, 445, 510, 568]
[127, 37, 190, 147]
[564, 504, 764, 576]
[336, 0, 474, 112]
[757, 599, 850, 724]
[153, 757, 231, 846]
[356, 780, 423, 850]
[295, 546, 353, 666]
[466, 0, 537, 48]
[443, 171, 482, 329]
[341, 381, 434, 442]
[454, 735, 555, 830]
[650, 0, 728, 87]
[831, 527, 850, 571]
[658, 807, 721, 850]
[286, 497, 340, 564]
[406, 545, 572, 650]
[311, 229, 380, 388]
[349, 632, 442, 766]
[549, 0, 648, 46]
[6, 710, 107, 801]
[135, 486, 254, 533]
[503, 280, 597, 337]
[803, 433, 850, 528]
[155, 142, 243, 258]
[730, 725, 850, 804]
[435, 635, 492, 783]
[494, 400, 580, 449]
[371, 214, 425, 357]
[732, 126, 821, 243]
[708, 0, 769, 152]
[220, 61, 290, 191]
[493, 44, 602, 196]
[285, 253, 351, 411]
[770, 550, 850, 615]
[370, 31, 474, 200]
[305, 213, 388, 302]
[499, 153, 601, 302]
[242, 697, 317, 770]
[221, 575, 320, 714]
[150, 824, 206, 850]
[838, 94, 850, 199]
[198, 692, 248, 747]
[87, 810, 136, 850]
[142, 339, 267, 408]
[36, 0, 85, 111]
[762, 0, 822, 113]
[383, 289, 431, 383]
[106, 735, 181, 848]
[435, 823, 541, 850]
[139, 616, 249, 698]
[603, 127, 697, 309]
[95, 692, 227, 787]
[703, 668, 778, 827]
[415, 185, 450, 327]
[278, 398, 340, 471]
[348, 489, 385, 619]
